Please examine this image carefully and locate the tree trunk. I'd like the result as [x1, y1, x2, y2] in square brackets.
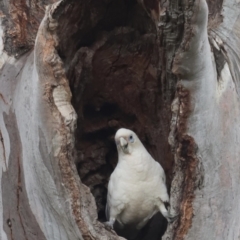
[0, 0, 239, 240]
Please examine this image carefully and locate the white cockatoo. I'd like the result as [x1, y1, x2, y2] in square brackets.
[105, 128, 176, 238]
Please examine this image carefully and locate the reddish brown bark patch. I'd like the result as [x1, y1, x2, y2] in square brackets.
[174, 135, 198, 240]
[0, 0, 57, 57]
[171, 85, 201, 240]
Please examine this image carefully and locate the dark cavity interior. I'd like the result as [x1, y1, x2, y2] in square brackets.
[57, 0, 175, 239]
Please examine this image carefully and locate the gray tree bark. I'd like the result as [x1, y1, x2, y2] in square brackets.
[0, 0, 239, 240]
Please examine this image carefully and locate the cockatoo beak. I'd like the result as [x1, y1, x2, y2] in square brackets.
[119, 137, 128, 149]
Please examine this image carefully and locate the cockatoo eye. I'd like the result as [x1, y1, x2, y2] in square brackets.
[129, 135, 134, 143]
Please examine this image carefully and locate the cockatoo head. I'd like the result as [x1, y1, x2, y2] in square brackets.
[115, 128, 141, 155]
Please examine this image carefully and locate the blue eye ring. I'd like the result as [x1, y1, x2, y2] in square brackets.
[129, 135, 134, 143]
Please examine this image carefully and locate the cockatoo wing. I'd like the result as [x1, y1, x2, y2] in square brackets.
[106, 168, 128, 223]
[145, 154, 169, 204]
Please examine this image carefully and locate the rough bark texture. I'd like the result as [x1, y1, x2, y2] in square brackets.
[0, 0, 240, 240]
[164, 0, 240, 239]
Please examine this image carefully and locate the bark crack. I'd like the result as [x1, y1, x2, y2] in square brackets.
[0, 130, 7, 170]
[17, 155, 28, 240]
[106, 36, 123, 78]
[7, 216, 13, 240]
[0, 93, 8, 105]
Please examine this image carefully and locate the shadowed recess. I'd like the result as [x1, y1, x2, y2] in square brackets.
[56, 0, 176, 239]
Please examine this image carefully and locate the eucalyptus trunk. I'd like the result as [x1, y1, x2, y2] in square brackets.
[0, 0, 239, 240]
